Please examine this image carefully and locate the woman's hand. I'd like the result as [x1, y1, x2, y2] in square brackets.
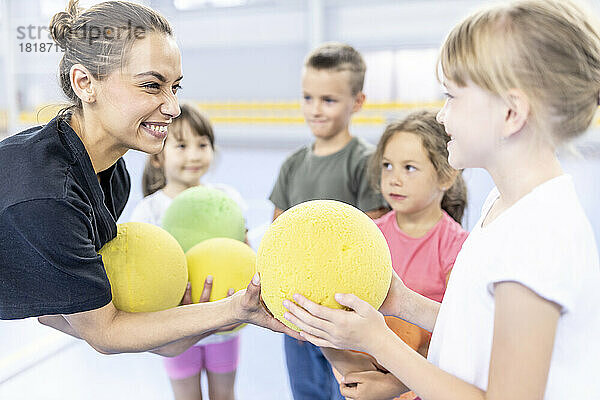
[339, 370, 409, 400]
[184, 277, 241, 333]
[213, 287, 243, 333]
[282, 292, 389, 354]
[232, 273, 303, 340]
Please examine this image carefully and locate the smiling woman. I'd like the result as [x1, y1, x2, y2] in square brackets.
[50, 0, 183, 169]
[0, 0, 299, 357]
[84, 33, 183, 163]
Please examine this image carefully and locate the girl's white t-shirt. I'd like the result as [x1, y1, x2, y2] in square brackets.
[129, 183, 248, 346]
[427, 174, 600, 398]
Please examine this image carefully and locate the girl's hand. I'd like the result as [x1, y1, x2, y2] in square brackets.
[180, 282, 193, 305]
[197, 276, 215, 303]
[233, 273, 303, 340]
[339, 370, 408, 400]
[180, 276, 215, 306]
[282, 293, 388, 354]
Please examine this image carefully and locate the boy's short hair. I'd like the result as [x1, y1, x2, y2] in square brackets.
[305, 42, 366, 95]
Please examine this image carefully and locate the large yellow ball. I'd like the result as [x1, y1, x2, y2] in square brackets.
[186, 238, 256, 303]
[99, 222, 188, 312]
[257, 200, 392, 331]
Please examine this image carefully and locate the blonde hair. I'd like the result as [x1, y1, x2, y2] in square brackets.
[305, 42, 366, 95]
[369, 110, 467, 225]
[438, 0, 600, 144]
[142, 104, 215, 197]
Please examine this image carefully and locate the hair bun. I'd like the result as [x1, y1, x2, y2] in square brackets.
[49, 0, 80, 49]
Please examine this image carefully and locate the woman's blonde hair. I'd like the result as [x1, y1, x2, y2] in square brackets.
[142, 104, 215, 197]
[439, 0, 600, 144]
[369, 110, 467, 225]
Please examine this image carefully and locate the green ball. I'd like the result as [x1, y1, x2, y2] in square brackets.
[162, 186, 245, 252]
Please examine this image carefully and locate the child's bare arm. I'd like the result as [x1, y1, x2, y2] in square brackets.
[379, 271, 441, 333]
[340, 370, 411, 400]
[322, 348, 415, 400]
[321, 347, 382, 375]
[285, 280, 560, 400]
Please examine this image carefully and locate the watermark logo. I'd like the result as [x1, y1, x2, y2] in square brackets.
[15, 21, 146, 53]
[16, 25, 61, 53]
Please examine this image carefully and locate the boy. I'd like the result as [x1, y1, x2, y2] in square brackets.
[269, 42, 388, 400]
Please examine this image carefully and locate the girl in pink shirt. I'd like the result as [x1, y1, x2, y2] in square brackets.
[322, 110, 468, 400]
[372, 110, 468, 304]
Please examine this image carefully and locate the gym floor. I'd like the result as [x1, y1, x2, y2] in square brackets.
[0, 318, 293, 399]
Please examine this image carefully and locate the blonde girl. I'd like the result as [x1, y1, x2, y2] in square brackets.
[284, 1, 600, 399]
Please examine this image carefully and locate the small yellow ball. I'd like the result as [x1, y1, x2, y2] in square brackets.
[99, 222, 188, 313]
[186, 238, 256, 334]
[186, 238, 256, 303]
[257, 200, 392, 331]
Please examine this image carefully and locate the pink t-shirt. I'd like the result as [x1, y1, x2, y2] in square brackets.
[375, 210, 468, 303]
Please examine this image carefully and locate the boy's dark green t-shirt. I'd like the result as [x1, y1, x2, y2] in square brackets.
[269, 137, 387, 212]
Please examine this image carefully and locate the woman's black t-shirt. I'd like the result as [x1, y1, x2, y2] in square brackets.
[0, 115, 130, 319]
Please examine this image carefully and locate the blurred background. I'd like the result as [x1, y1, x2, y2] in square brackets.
[1, 0, 599, 398]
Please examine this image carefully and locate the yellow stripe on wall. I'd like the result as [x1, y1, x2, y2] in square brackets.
[2, 101, 599, 128]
